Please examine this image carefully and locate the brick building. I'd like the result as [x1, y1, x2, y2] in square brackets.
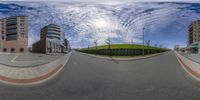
[0, 16, 28, 53]
[32, 24, 66, 53]
[188, 20, 200, 45]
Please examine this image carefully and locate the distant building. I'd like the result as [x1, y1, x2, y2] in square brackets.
[188, 20, 200, 45]
[64, 38, 71, 52]
[179, 47, 189, 53]
[174, 45, 180, 51]
[32, 24, 66, 53]
[0, 16, 28, 53]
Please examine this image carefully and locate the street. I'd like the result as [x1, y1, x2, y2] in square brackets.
[0, 51, 200, 100]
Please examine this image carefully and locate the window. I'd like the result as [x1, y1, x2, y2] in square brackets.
[11, 48, 15, 52]
[21, 33, 25, 38]
[6, 33, 17, 41]
[20, 17, 25, 21]
[20, 28, 24, 32]
[3, 48, 6, 52]
[7, 29, 17, 34]
[20, 48, 24, 52]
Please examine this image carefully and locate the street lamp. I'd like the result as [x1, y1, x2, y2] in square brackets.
[106, 37, 111, 56]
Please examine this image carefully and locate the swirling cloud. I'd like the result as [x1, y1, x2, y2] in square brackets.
[0, 2, 200, 48]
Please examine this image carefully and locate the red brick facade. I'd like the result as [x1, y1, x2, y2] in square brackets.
[0, 16, 28, 53]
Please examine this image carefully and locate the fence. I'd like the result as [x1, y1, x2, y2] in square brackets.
[78, 48, 167, 56]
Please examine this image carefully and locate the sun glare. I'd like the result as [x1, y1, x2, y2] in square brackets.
[92, 18, 110, 29]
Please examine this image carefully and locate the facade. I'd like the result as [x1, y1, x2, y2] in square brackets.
[32, 24, 67, 53]
[179, 47, 189, 53]
[0, 16, 28, 53]
[188, 20, 200, 45]
[64, 38, 71, 52]
[188, 41, 200, 54]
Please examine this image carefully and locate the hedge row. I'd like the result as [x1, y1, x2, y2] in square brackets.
[78, 48, 167, 56]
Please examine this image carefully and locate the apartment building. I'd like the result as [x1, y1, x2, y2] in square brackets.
[188, 20, 200, 45]
[32, 24, 66, 53]
[0, 16, 28, 53]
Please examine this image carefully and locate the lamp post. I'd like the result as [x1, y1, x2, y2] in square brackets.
[106, 37, 111, 56]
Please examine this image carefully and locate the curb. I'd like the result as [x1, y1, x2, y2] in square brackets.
[78, 51, 167, 61]
[0, 64, 62, 85]
[0, 52, 72, 85]
[174, 51, 200, 81]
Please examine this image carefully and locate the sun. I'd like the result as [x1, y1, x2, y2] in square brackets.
[92, 18, 110, 29]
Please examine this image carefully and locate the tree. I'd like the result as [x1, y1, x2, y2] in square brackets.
[106, 37, 111, 49]
[154, 44, 157, 47]
[131, 40, 134, 48]
[94, 39, 98, 49]
[145, 40, 150, 47]
[145, 40, 151, 54]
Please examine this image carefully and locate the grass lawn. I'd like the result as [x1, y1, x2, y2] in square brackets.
[80, 44, 167, 50]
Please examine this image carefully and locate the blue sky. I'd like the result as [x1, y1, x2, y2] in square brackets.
[0, 1, 200, 48]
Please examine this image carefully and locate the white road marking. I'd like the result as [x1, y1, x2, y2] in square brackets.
[11, 53, 19, 62]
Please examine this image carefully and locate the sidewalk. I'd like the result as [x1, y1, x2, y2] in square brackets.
[0, 52, 72, 85]
[178, 52, 200, 64]
[175, 51, 200, 81]
[0, 53, 65, 67]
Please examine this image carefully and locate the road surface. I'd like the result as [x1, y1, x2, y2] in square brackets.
[0, 51, 200, 100]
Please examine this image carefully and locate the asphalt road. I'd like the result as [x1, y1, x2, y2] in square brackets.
[0, 51, 200, 100]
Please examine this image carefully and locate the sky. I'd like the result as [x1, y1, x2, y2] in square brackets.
[0, 1, 200, 48]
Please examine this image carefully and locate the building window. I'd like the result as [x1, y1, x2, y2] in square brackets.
[21, 33, 25, 38]
[20, 48, 24, 52]
[3, 48, 6, 52]
[11, 48, 15, 52]
[20, 28, 24, 32]
[6, 33, 17, 41]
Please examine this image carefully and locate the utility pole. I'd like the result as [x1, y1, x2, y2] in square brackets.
[81, 40, 84, 48]
[143, 27, 145, 55]
[106, 37, 111, 56]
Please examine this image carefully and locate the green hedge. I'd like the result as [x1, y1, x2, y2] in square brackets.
[78, 48, 168, 56]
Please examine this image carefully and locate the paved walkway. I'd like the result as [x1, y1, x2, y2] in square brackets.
[178, 52, 200, 64]
[0, 53, 65, 67]
[0, 52, 71, 85]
